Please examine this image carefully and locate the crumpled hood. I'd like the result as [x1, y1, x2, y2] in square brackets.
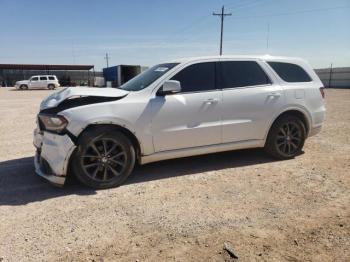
[40, 87, 129, 110]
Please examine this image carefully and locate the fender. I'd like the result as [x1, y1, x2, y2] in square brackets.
[263, 105, 312, 141]
[67, 117, 146, 156]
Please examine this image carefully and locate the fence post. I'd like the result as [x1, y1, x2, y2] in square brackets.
[328, 63, 333, 88]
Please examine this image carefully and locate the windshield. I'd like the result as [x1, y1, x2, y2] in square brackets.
[118, 63, 179, 91]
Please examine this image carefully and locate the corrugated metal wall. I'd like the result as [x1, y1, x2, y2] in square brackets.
[315, 67, 350, 88]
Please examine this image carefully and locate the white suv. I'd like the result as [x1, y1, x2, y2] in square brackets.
[15, 75, 60, 90]
[33, 55, 326, 188]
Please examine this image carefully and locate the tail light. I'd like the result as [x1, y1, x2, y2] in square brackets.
[319, 87, 325, 99]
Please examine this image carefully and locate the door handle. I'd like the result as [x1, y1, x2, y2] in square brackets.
[269, 92, 281, 98]
[204, 98, 219, 104]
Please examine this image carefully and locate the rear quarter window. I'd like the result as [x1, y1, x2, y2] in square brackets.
[268, 62, 312, 82]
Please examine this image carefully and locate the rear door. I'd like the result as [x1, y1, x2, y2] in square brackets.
[219, 60, 285, 143]
[39, 76, 48, 89]
[151, 62, 222, 152]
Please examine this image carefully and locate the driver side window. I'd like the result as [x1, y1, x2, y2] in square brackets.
[31, 77, 39, 81]
[171, 62, 216, 93]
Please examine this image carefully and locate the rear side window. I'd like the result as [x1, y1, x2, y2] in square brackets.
[40, 76, 47, 81]
[48, 76, 55, 80]
[218, 61, 271, 89]
[171, 62, 216, 92]
[268, 62, 312, 82]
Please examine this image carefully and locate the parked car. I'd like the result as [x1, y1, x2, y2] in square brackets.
[15, 75, 60, 90]
[34, 55, 326, 189]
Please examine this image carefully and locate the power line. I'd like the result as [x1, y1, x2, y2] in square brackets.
[174, 15, 211, 35]
[213, 6, 232, 55]
[225, 0, 264, 11]
[230, 5, 350, 20]
[174, 0, 263, 36]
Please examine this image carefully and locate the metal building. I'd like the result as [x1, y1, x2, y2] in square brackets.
[0, 64, 98, 87]
[103, 65, 148, 87]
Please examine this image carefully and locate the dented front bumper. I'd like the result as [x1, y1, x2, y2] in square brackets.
[33, 128, 76, 186]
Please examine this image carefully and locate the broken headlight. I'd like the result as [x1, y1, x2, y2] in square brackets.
[38, 114, 68, 133]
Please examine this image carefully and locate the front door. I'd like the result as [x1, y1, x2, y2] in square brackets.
[29, 76, 39, 88]
[151, 62, 222, 152]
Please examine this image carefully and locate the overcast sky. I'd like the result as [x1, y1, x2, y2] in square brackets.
[1, 0, 349, 70]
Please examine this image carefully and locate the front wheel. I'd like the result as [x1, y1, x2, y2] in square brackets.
[48, 84, 55, 90]
[265, 116, 306, 159]
[72, 128, 136, 189]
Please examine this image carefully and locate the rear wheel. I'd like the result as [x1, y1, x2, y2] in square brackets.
[72, 128, 136, 189]
[265, 116, 306, 159]
[48, 84, 55, 90]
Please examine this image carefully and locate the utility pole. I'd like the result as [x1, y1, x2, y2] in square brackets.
[266, 22, 270, 52]
[104, 53, 110, 68]
[213, 5, 232, 55]
[71, 41, 76, 65]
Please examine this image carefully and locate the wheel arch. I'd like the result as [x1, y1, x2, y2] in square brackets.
[265, 108, 311, 141]
[74, 123, 142, 163]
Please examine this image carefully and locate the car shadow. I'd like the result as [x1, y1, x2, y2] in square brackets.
[127, 149, 276, 184]
[0, 149, 277, 206]
[0, 157, 96, 206]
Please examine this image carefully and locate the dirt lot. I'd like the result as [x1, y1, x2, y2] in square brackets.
[0, 87, 349, 261]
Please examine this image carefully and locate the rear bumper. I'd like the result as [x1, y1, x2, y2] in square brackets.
[33, 129, 76, 186]
[309, 105, 326, 137]
[308, 125, 322, 137]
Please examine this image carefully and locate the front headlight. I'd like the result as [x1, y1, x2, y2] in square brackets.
[38, 114, 68, 133]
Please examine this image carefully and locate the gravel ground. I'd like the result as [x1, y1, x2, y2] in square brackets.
[0, 87, 349, 262]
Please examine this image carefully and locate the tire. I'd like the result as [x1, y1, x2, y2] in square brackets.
[264, 115, 306, 160]
[71, 127, 136, 189]
[19, 84, 28, 90]
[48, 84, 55, 90]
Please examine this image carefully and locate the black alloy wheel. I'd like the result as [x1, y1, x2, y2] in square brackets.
[80, 138, 127, 182]
[72, 128, 136, 189]
[275, 122, 303, 156]
[265, 115, 306, 159]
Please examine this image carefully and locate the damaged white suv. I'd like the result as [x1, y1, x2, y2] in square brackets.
[34, 55, 326, 188]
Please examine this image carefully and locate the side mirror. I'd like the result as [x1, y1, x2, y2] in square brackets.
[157, 80, 181, 96]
